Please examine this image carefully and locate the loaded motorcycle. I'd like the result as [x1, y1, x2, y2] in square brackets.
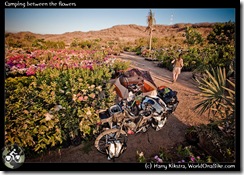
[123, 83, 179, 131]
[94, 102, 154, 160]
[140, 85, 179, 131]
[94, 84, 179, 160]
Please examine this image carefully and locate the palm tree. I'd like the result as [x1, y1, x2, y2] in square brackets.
[145, 10, 156, 51]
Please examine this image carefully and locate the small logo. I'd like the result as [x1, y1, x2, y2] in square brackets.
[2, 144, 25, 169]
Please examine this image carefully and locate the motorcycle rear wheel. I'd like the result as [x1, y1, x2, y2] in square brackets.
[94, 128, 128, 154]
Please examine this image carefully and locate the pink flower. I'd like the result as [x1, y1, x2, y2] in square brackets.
[157, 158, 163, 163]
[16, 63, 25, 69]
[26, 66, 36, 76]
[83, 96, 88, 101]
[154, 155, 163, 163]
[154, 155, 159, 160]
[77, 96, 84, 102]
[86, 65, 93, 70]
[190, 156, 195, 162]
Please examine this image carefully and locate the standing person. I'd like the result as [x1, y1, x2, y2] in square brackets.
[171, 53, 184, 83]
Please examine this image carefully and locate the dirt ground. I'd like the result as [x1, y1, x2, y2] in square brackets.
[26, 52, 210, 163]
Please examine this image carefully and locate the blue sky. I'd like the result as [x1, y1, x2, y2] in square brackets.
[5, 8, 235, 34]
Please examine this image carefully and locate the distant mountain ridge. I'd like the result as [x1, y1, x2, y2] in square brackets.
[5, 23, 215, 44]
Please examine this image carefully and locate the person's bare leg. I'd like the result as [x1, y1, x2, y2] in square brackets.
[172, 72, 176, 82]
[175, 73, 179, 82]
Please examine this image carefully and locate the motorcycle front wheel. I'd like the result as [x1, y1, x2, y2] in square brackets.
[94, 128, 128, 154]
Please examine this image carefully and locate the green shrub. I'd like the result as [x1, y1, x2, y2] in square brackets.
[194, 123, 235, 162]
[5, 76, 62, 155]
[111, 59, 131, 72]
[5, 66, 116, 155]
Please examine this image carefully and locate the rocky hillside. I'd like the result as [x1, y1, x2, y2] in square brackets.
[5, 23, 214, 45]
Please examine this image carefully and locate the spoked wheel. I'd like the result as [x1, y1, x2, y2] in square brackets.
[94, 128, 128, 154]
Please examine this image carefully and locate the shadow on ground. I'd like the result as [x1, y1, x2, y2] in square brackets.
[26, 114, 188, 163]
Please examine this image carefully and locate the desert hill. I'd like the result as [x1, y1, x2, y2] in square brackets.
[5, 23, 214, 45]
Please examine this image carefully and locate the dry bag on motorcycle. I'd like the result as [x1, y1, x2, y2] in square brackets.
[98, 105, 123, 131]
[157, 86, 178, 105]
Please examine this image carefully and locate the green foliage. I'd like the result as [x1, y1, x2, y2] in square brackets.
[5, 35, 64, 50]
[70, 38, 79, 47]
[31, 39, 45, 48]
[184, 26, 203, 46]
[207, 21, 235, 45]
[158, 148, 172, 162]
[190, 22, 235, 76]
[111, 59, 131, 72]
[78, 40, 92, 49]
[176, 144, 213, 163]
[5, 76, 62, 154]
[194, 67, 235, 121]
[157, 49, 184, 71]
[194, 123, 235, 162]
[32, 39, 65, 49]
[191, 65, 235, 163]
[5, 66, 116, 155]
[150, 143, 213, 163]
[158, 22, 236, 73]
[70, 38, 101, 50]
[5, 33, 35, 48]
[182, 48, 202, 71]
[134, 38, 147, 48]
[45, 41, 66, 49]
[136, 151, 146, 163]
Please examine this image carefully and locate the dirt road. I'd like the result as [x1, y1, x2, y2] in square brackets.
[26, 52, 210, 163]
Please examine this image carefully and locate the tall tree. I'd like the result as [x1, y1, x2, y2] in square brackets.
[145, 10, 156, 51]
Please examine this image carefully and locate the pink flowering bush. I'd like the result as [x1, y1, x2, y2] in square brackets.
[5, 66, 116, 155]
[5, 48, 119, 77]
[5, 47, 130, 156]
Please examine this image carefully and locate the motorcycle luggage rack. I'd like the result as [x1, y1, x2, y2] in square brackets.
[108, 105, 124, 123]
[98, 110, 113, 126]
